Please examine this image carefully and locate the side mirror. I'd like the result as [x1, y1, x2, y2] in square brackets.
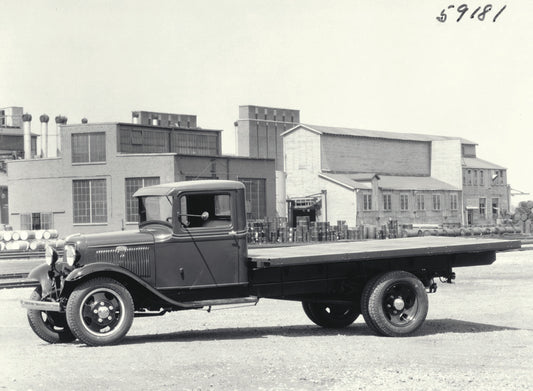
[201, 211, 209, 221]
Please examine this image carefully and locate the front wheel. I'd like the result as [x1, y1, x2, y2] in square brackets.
[361, 271, 428, 337]
[27, 288, 76, 344]
[302, 301, 360, 328]
[66, 278, 134, 346]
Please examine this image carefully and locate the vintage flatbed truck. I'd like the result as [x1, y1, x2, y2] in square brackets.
[21, 180, 521, 346]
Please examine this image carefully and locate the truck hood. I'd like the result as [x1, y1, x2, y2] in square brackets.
[66, 230, 155, 250]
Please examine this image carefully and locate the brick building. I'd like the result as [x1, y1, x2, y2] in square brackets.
[283, 124, 509, 228]
[7, 113, 275, 236]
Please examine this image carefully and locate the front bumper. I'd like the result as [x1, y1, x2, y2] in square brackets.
[20, 299, 62, 312]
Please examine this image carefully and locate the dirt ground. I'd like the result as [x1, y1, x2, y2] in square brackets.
[0, 249, 532, 391]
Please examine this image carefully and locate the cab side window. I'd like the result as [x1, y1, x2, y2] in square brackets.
[179, 193, 232, 229]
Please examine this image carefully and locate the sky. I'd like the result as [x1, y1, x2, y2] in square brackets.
[1, 0, 532, 205]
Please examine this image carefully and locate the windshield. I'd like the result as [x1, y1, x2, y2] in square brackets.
[138, 196, 173, 223]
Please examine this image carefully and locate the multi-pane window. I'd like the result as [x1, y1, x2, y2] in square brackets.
[416, 194, 425, 210]
[239, 178, 266, 220]
[363, 194, 372, 211]
[400, 194, 409, 211]
[72, 133, 106, 163]
[383, 194, 392, 211]
[172, 132, 218, 155]
[450, 194, 458, 210]
[479, 197, 486, 218]
[73, 179, 107, 224]
[125, 177, 160, 222]
[480, 170, 484, 186]
[432, 194, 441, 211]
[21, 213, 53, 230]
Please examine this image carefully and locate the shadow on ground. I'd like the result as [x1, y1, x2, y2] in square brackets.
[98, 318, 520, 347]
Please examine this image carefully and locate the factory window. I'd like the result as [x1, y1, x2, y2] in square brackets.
[125, 177, 160, 222]
[20, 213, 53, 230]
[432, 194, 441, 211]
[73, 179, 107, 224]
[416, 194, 425, 211]
[479, 197, 486, 218]
[473, 170, 478, 185]
[450, 194, 458, 211]
[480, 170, 484, 186]
[72, 132, 106, 163]
[383, 194, 392, 211]
[239, 178, 266, 220]
[363, 194, 372, 211]
[171, 132, 218, 155]
[467, 170, 472, 185]
[400, 194, 409, 211]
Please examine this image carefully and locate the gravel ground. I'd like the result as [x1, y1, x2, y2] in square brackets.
[0, 249, 532, 391]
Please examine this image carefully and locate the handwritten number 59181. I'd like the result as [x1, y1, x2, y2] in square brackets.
[436, 4, 507, 22]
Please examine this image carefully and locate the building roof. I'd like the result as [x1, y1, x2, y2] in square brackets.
[282, 124, 477, 145]
[463, 157, 506, 170]
[319, 173, 373, 190]
[378, 175, 460, 191]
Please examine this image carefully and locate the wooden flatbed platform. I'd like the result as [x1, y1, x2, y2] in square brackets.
[248, 236, 521, 267]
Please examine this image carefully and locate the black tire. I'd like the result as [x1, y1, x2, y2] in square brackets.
[363, 271, 428, 337]
[66, 278, 134, 346]
[302, 301, 360, 328]
[360, 274, 382, 335]
[26, 288, 76, 344]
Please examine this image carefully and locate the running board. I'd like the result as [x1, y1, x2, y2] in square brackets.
[184, 296, 259, 308]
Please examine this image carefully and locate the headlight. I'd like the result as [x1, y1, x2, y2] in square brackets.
[44, 245, 58, 266]
[64, 244, 78, 267]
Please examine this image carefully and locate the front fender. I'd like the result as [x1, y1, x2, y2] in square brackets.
[27, 263, 54, 297]
[63, 263, 200, 309]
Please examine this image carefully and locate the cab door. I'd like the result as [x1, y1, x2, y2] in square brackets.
[154, 191, 240, 289]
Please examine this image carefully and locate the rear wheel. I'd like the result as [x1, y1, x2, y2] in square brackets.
[362, 271, 428, 337]
[302, 301, 360, 328]
[27, 288, 76, 344]
[66, 278, 134, 346]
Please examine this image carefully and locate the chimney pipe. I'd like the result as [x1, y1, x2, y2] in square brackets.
[132, 112, 139, 124]
[22, 113, 32, 159]
[39, 114, 49, 158]
[53, 115, 68, 156]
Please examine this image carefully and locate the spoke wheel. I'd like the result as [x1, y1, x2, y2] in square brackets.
[26, 288, 76, 344]
[302, 301, 360, 328]
[66, 278, 134, 346]
[362, 271, 428, 337]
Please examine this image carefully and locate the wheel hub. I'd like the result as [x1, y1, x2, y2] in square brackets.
[393, 297, 405, 311]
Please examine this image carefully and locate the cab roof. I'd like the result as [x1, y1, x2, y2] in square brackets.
[133, 180, 245, 197]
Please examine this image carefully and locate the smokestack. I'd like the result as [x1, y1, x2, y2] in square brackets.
[22, 113, 32, 159]
[81, 118, 88, 124]
[39, 114, 49, 158]
[132, 112, 139, 124]
[54, 115, 68, 156]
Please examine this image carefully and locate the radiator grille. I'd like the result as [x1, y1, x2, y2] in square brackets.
[95, 246, 151, 277]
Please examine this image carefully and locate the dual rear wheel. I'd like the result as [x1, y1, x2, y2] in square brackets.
[302, 271, 429, 336]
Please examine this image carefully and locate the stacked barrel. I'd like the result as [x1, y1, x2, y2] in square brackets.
[0, 229, 63, 253]
[513, 201, 533, 234]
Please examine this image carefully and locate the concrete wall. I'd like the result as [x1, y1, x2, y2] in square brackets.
[284, 127, 322, 199]
[317, 177, 357, 227]
[431, 140, 463, 189]
[321, 135, 431, 175]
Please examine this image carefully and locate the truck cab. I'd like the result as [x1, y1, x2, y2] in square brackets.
[133, 180, 249, 295]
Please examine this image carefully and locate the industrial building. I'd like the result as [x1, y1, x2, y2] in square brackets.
[282, 124, 510, 228]
[6, 111, 275, 236]
[235, 105, 300, 217]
